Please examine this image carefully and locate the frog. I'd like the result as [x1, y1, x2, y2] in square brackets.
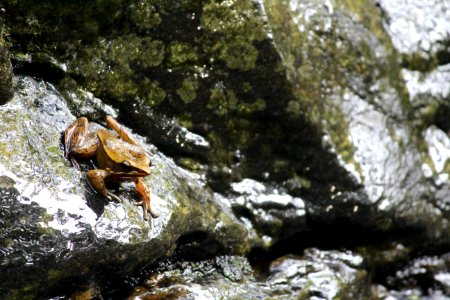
[63, 115, 158, 220]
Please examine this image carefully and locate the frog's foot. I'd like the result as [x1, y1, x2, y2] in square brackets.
[86, 169, 122, 203]
[134, 178, 158, 220]
[106, 190, 123, 203]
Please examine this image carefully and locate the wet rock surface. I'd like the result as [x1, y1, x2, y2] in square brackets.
[121, 249, 367, 299]
[0, 76, 249, 298]
[0, 0, 449, 299]
[376, 0, 450, 70]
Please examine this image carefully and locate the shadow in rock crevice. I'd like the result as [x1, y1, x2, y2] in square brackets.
[247, 221, 432, 279]
[173, 231, 228, 261]
[434, 102, 450, 135]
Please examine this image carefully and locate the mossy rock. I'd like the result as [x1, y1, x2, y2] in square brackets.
[0, 22, 13, 103]
[0, 76, 249, 299]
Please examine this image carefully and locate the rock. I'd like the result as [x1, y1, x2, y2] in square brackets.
[372, 253, 450, 299]
[0, 22, 13, 104]
[126, 249, 368, 299]
[263, 0, 450, 247]
[377, 0, 450, 71]
[2, 0, 450, 298]
[0, 76, 249, 298]
[227, 178, 307, 248]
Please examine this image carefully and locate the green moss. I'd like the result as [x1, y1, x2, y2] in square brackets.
[108, 35, 165, 68]
[2, 237, 13, 248]
[130, 0, 161, 31]
[177, 158, 203, 172]
[335, 0, 410, 108]
[0, 29, 13, 103]
[7, 284, 40, 300]
[336, 0, 392, 47]
[169, 42, 198, 66]
[208, 87, 266, 117]
[47, 268, 64, 285]
[103, 73, 138, 100]
[295, 173, 311, 190]
[36, 224, 55, 236]
[264, 0, 410, 124]
[70, 34, 165, 102]
[238, 98, 266, 114]
[443, 159, 450, 175]
[208, 87, 238, 116]
[222, 39, 259, 71]
[323, 100, 362, 177]
[177, 76, 198, 103]
[201, 0, 266, 71]
[286, 100, 302, 118]
[208, 130, 233, 168]
[140, 39, 165, 67]
[242, 82, 252, 93]
[109, 35, 139, 62]
[402, 52, 438, 72]
[143, 80, 166, 106]
[416, 99, 440, 127]
[178, 114, 193, 129]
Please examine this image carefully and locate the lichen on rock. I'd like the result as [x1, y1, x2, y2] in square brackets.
[0, 22, 13, 103]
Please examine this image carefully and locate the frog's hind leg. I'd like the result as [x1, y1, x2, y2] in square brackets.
[86, 169, 122, 203]
[64, 117, 98, 169]
[64, 117, 88, 159]
[134, 177, 158, 220]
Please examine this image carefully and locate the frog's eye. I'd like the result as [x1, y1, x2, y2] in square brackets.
[121, 161, 133, 171]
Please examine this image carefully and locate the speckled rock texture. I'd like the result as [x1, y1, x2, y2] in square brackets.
[1, 0, 449, 298]
[0, 22, 13, 103]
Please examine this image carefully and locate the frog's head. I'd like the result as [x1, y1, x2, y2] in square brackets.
[120, 156, 151, 176]
[98, 129, 151, 176]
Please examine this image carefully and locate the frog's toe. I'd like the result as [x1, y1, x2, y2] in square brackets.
[106, 191, 123, 203]
[148, 209, 159, 219]
[134, 200, 158, 220]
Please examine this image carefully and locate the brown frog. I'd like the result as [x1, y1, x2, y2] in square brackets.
[63, 116, 158, 220]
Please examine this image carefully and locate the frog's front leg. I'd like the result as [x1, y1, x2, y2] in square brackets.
[134, 177, 158, 220]
[64, 117, 99, 169]
[105, 115, 140, 146]
[86, 169, 123, 203]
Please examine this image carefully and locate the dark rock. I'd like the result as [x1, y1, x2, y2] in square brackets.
[126, 249, 368, 299]
[1, 0, 450, 298]
[0, 23, 13, 103]
[227, 178, 307, 248]
[0, 76, 249, 298]
[372, 253, 450, 299]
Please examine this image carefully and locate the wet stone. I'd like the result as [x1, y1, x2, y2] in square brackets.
[0, 76, 250, 298]
[228, 178, 307, 247]
[2, 0, 450, 298]
[127, 249, 368, 299]
[377, 0, 450, 61]
[373, 253, 450, 299]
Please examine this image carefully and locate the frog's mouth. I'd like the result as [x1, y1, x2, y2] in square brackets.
[117, 170, 149, 177]
[120, 161, 151, 175]
[121, 159, 151, 174]
[108, 171, 149, 181]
